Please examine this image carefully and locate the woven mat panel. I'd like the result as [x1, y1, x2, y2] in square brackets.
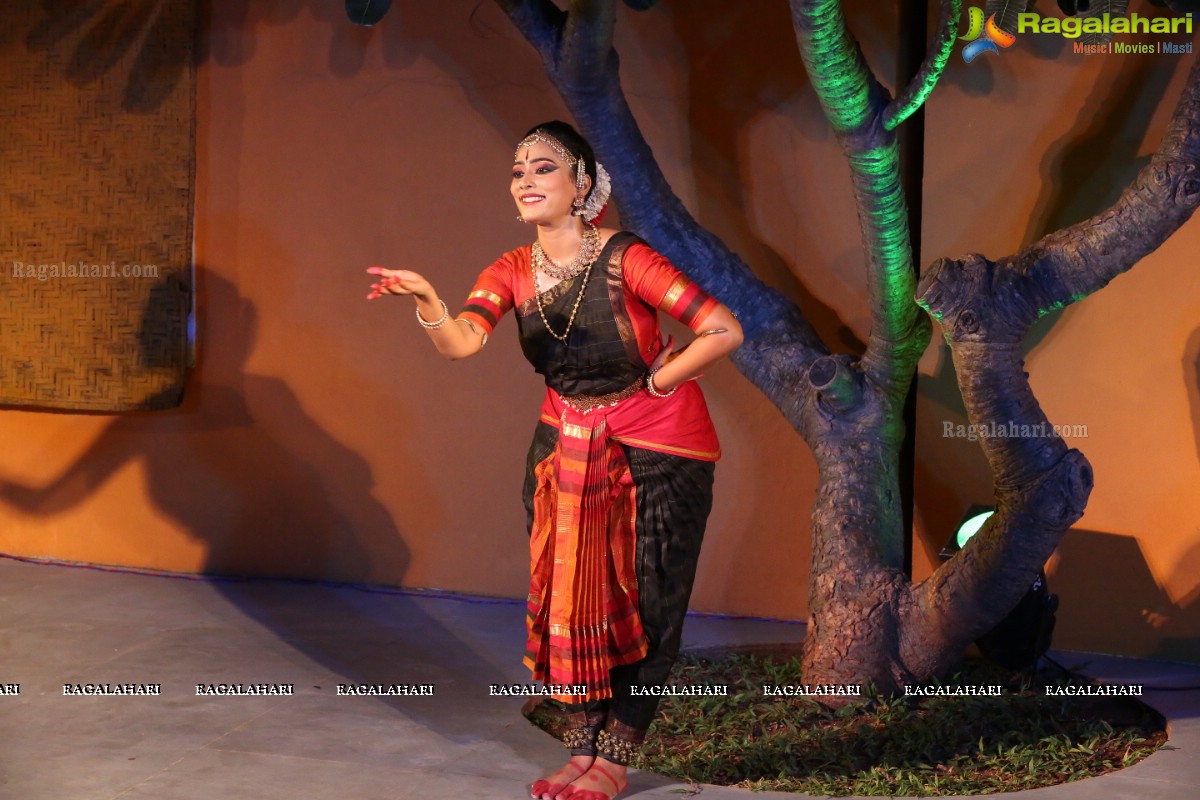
[0, 0, 194, 411]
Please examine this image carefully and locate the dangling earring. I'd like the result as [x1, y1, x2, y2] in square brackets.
[573, 158, 589, 216]
[575, 158, 587, 194]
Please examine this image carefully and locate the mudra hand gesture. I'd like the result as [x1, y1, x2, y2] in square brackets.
[365, 266, 486, 358]
[365, 267, 432, 300]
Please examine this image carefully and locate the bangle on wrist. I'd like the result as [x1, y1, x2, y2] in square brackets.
[646, 367, 677, 399]
[416, 299, 450, 329]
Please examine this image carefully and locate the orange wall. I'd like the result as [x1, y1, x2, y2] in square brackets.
[1, 1, 1195, 663]
[915, 1, 1200, 662]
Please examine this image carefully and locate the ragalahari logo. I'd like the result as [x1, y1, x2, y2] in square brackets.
[960, 7, 1017, 63]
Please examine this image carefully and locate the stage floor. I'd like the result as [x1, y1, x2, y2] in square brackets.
[0, 555, 1196, 799]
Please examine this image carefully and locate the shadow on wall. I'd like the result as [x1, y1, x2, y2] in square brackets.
[1050, 529, 1200, 664]
[27, 0, 526, 114]
[1022, 53, 1175, 247]
[0, 271, 512, 740]
[5, 1, 519, 738]
[1189, 324, 1200, 490]
[1, 272, 405, 579]
[666, 0, 911, 355]
[914, 366, 1200, 664]
[668, 1, 868, 352]
[25, 0, 193, 113]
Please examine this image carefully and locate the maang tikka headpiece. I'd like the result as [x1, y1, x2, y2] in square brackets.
[514, 130, 612, 223]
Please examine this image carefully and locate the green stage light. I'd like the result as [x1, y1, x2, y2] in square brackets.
[956, 510, 994, 550]
[940, 507, 1057, 670]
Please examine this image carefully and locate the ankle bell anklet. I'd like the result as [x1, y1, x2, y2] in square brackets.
[595, 728, 638, 766]
[561, 726, 597, 753]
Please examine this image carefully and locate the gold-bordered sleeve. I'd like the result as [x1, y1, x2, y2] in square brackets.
[458, 251, 520, 334]
[625, 245, 720, 332]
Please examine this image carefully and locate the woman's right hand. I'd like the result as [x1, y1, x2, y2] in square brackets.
[366, 267, 434, 300]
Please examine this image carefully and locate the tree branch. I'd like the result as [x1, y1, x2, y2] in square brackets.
[809, 355, 861, 413]
[562, 0, 616, 84]
[493, 0, 565, 62]
[790, 0, 928, 397]
[882, 0, 962, 131]
[917, 59, 1200, 340]
[908, 254, 1099, 676]
[1010, 56, 1200, 321]
[902, 447, 1092, 678]
[789, 0, 876, 133]
[898, 311, 1095, 679]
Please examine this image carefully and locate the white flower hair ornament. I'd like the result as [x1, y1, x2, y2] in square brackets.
[579, 162, 612, 223]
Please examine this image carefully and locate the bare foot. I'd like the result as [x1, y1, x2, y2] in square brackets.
[558, 758, 628, 800]
[531, 754, 592, 800]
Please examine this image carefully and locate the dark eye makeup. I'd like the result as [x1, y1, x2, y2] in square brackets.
[512, 163, 559, 180]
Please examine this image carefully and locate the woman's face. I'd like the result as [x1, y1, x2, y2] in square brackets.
[511, 141, 579, 224]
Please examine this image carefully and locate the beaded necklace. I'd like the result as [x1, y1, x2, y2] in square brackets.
[531, 227, 603, 342]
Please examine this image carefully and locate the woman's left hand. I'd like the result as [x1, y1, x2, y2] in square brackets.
[649, 336, 676, 373]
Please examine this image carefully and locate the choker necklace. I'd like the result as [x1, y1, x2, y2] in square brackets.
[531, 223, 601, 281]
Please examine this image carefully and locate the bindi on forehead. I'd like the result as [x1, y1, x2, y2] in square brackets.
[514, 151, 559, 168]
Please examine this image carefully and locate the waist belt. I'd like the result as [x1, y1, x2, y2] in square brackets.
[559, 375, 645, 415]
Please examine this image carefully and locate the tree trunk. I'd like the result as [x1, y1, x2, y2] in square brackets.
[800, 358, 912, 693]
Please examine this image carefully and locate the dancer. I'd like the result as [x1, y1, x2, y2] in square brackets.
[367, 121, 742, 800]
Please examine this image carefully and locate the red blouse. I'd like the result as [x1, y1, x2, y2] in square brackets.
[460, 241, 719, 341]
[459, 239, 723, 461]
